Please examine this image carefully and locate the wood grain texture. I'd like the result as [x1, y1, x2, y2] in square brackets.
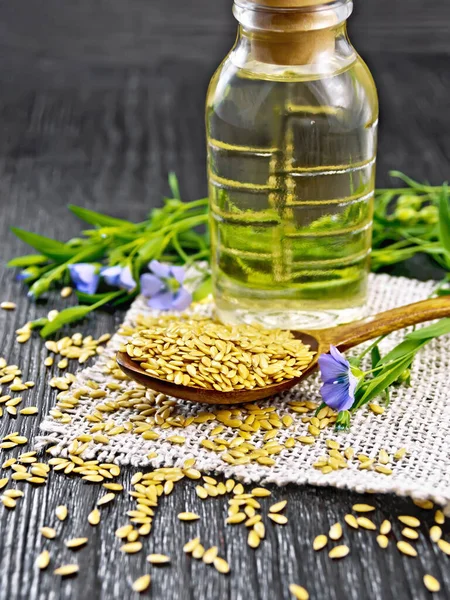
[0, 3, 449, 597]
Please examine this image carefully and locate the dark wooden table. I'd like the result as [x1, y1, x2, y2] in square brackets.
[0, 1, 449, 599]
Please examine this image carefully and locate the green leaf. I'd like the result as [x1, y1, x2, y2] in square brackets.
[168, 172, 181, 200]
[438, 184, 450, 256]
[371, 345, 381, 370]
[406, 318, 450, 340]
[75, 292, 114, 305]
[193, 276, 213, 302]
[7, 254, 48, 268]
[40, 305, 93, 337]
[69, 205, 132, 228]
[377, 338, 425, 367]
[11, 228, 79, 262]
[354, 354, 413, 408]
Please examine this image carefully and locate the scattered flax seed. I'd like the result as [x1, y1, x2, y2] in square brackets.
[313, 535, 328, 551]
[97, 493, 115, 506]
[192, 544, 205, 559]
[397, 541, 417, 557]
[352, 504, 375, 513]
[36, 550, 50, 570]
[0, 478, 8, 490]
[375, 465, 392, 475]
[54, 564, 79, 577]
[398, 516, 420, 528]
[2, 496, 16, 508]
[328, 545, 349, 559]
[88, 509, 101, 526]
[394, 448, 407, 460]
[268, 513, 288, 525]
[183, 537, 200, 553]
[429, 526, 442, 542]
[178, 512, 200, 521]
[116, 525, 133, 539]
[269, 500, 287, 513]
[380, 520, 391, 535]
[423, 575, 440, 593]
[66, 537, 88, 549]
[40, 527, 56, 539]
[344, 515, 358, 530]
[61, 287, 73, 299]
[402, 528, 419, 540]
[356, 517, 377, 531]
[19, 407, 39, 415]
[120, 542, 143, 554]
[55, 505, 68, 521]
[1, 302, 16, 311]
[252, 487, 271, 497]
[413, 499, 434, 510]
[213, 557, 230, 574]
[377, 535, 389, 549]
[202, 547, 218, 565]
[248, 529, 261, 549]
[329, 523, 343, 541]
[147, 554, 170, 565]
[437, 539, 450, 555]
[132, 575, 151, 593]
[289, 583, 309, 600]
[435, 510, 445, 525]
[369, 403, 384, 415]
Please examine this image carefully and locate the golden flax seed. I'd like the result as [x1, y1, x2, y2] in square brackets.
[40, 527, 56, 539]
[54, 564, 79, 577]
[380, 520, 391, 535]
[147, 554, 170, 565]
[183, 537, 200, 553]
[132, 575, 151, 593]
[402, 528, 419, 540]
[214, 557, 230, 574]
[313, 535, 328, 551]
[268, 513, 288, 525]
[423, 575, 440, 593]
[289, 584, 309, 600]
[398, 516, 420, 528]
[55, 505, 68, 521]
[178, 512, 200, 521]
[356, 517, 377, 531]
[328, 545, 349, 559]
[352, 504, 375, 513]
[120, 542, 143, 554]
[377, 535, 389, 549]
[36, 550, 50, 569]
[437, 539, 450, 555]
[329, 523, 343, 541]
[397, 541, 417, 557]
[65, 537, 88, 549]
[269, 500, 287, 513]
[344, 515, 358, 529]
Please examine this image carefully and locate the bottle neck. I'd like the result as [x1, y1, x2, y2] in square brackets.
[232, 0, 353, 67]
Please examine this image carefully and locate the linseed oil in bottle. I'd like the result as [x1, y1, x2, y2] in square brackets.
[206, 0, 378, 329]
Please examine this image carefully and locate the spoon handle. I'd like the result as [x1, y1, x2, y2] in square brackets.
[314, 296, 450, 352]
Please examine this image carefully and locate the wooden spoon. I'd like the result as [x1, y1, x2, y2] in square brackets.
[117, 296, 450, 405]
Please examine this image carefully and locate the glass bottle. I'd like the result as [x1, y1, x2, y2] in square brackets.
[206, 0, 378, 329]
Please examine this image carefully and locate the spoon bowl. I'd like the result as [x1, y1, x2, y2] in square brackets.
[117, 297, 450, 405]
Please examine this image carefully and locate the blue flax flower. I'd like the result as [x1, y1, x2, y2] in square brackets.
[318, 345, 358, 412]
[101, 265, 137, 292]
[140, 260, 192, 311]
[68, 263, 100, 295]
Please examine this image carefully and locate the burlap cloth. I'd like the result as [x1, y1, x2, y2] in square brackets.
[37, 274, 450, 511]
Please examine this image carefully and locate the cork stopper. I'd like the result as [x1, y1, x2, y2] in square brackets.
[237, 0, 340, 65]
